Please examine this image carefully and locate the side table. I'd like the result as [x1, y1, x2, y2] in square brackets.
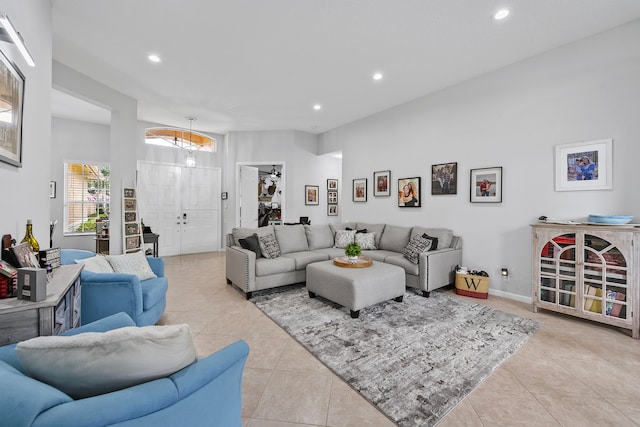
[143, 233, 159, 257]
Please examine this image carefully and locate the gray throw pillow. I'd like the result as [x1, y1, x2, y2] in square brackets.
[355, 232, 377, 250]
[239, 233, 263, 258]
[403, 234, 433, 264]
[334, 230, 356, 249]
[258, 234, 281, 259]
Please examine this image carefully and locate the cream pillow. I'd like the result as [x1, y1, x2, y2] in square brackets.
[74, 255, 114, 273]
[355, 232, 377, 250]
[107, 251, 157, 280]
[16, 324, 196, 399]
[334, 229, 356, 249]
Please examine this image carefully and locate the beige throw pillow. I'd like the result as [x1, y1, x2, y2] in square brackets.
[107, 251, 157, 281]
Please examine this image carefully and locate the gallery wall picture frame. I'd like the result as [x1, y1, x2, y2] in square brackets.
[431, 162, 458, 195]
[470, 166, 503, 203]
[0, 48, 26, 167]
[327, 179, 338, 190]
[305, 185, 319, 205]
[352, 178, 367, 202]
[554, 138, 612, 191]
[49, 181, 56, 199]
[373, 170, 391, 197]
[328, 204, 338, 216]
[328, 190, 338, 204]
[398, 177, 421, 207]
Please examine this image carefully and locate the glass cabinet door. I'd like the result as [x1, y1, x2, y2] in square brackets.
[539, 234, 576, 307]
[583, 234, 628, 319]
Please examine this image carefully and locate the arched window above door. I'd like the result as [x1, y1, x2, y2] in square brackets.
[145, 127, 216, 152]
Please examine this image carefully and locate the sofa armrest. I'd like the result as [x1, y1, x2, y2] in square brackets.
[225, 246, 256, 293]
[80, 271, 144, 325]
[146, 256, 165, 277]
[419, 248, 462, 292]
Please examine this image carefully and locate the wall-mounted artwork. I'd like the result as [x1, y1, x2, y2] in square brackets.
[352, 178, 367, 202]
[431, 162, 457, 195]
[470, 167, 502, 203]
[328, 204, 338, 216]
[373, 170, 391, 197]
[305, 185, 319, 205]
[398, 177, 421, 207]
[555, 139, 612, 191]
[0, 48, 25, 167]
[328, 190, 338, 204]
[327, 179, 338, 190]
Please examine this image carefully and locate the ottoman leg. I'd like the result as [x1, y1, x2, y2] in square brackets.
[350, 310, 360, 319]
[422, 291, 430, 298]
[245, 291, 253, 300]
[394, 296, 403, 302]
[308, 291, 317, 298]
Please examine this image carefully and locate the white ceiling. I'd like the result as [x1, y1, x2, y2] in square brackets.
[50, 0, 640, 135]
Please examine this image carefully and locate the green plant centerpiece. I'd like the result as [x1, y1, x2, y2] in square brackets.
[345, 242, 362, 260]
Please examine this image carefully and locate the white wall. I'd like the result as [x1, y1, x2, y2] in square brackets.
[50, 118, 110, 251]
[224, 130, 342, 237]
[319, 20, 640, 300]
[0, 1, 52, 248]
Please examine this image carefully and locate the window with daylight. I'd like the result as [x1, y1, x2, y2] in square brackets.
[145, 127, 216, 152]
[64, 163, 111, 235]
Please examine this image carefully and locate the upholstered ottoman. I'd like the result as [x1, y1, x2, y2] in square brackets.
[306, 260, 406, 318]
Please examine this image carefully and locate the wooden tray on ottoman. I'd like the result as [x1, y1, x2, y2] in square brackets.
[333, 256, 372, 268]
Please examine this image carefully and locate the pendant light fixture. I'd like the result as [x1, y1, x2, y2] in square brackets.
[185, 116, 196, 167]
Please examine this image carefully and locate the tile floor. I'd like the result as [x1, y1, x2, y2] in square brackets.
[159, 252, 640, 426]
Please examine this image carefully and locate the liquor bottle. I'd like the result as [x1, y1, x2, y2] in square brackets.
[21, 219, 40, 253]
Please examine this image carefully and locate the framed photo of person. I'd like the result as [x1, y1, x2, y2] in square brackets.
[0, 48, 25, 167]
[327, 179, 338, 190]
[398, 177, 421, 207]
[352, 178, 367, 202]
[327, 190, 338, 204]
[327, 204, 338, 216]
[431, 162, 457, 195]
[470, 167, 502, 203]
[373, 170, 391, 197]
[554, 139, 612, 191]
[305, 185, 319, 205]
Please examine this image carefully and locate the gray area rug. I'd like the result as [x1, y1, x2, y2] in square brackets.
[252, 285, 542, 427]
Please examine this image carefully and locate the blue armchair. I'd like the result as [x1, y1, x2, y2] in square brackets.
[0, 313, 250, 427]
[60, 249, 167, 326]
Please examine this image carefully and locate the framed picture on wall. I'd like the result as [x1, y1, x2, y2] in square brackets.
[470, 167, 502, 203]
[327, 190, 338, 204]
[398, 177, 421, 207]
[431, 162, 457, 195]
[554, 139, 612, 191]
[328, 204, 338, 216]
[305, 185, 319, 205]
[352, 178, 367, 202]
[327, 179, 338, 190]
[0, 48, 25, 167]
[373, 170, 391, 197]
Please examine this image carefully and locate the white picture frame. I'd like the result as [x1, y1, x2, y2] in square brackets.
[555, 139, 612, 191]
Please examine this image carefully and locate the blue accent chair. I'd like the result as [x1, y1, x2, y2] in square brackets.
[60, 249, 167, 326]
[0, 313, 250, 427]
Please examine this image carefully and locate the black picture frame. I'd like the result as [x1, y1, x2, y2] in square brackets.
[0, 47, 25, 167]
[398, 177, 421, 207]
[431, 162, 457, 195]
[470, 167, 503, 203]
[327, 179, 338, 190]
[327, 204, 338, 216]
[373, 170, 391, 197]
[305, 185, 319, 205]
[352, 178, 367, 202]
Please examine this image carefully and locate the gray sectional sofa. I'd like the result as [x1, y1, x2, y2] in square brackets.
[225, 222, 462, 300]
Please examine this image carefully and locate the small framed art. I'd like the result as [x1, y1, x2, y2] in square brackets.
[305, 185, 319, 205]
[398, 177, 421, 207]
[431, 162, 457, 195]
[49, 181, 56, 198]
[328, 190, 338, 204]
[352, 178, 367, 202]
[373, 170, 391, 197]
[0, 48, 25, 167]
[470, 167, 502, 203]
[327, 179, 338, 190]
[328, 204, 338, 216]
[555, 138, 612, 191]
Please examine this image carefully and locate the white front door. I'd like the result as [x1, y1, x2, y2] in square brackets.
[137, 162, 221, 256]
[239, 165, 259, 228]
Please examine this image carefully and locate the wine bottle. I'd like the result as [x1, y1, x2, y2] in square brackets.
[21, 219, 40, 253]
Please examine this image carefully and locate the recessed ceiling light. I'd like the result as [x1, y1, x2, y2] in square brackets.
[493, 9, 510, 20]
[148, 54, 161, 63]
[372, 72, 383, 81]
[313, 104, 322, 111]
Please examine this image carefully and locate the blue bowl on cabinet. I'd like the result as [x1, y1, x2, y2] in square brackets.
[588, 215, 633, 225]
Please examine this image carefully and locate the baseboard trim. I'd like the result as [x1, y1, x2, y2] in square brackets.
[488, 288, 532, 304]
